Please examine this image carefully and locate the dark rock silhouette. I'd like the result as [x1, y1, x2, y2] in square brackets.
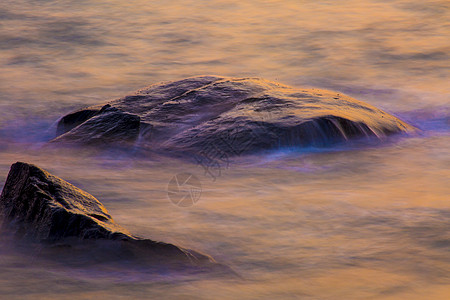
[52, 76, 415, 155]
[53, 105, 142, 146]
[0, 162, 221, 271]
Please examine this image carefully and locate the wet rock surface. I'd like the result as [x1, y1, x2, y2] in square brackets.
[52, 76, 415, 155]
[53, 106, 142, 146]
[0, 162, 222, 271]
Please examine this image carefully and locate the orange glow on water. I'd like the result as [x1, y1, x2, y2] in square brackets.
[0, 0, 449, 299]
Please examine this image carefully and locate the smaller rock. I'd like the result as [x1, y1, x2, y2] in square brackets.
[0, 162, 224, 271]
[52, 106, 142, 147]
[56, 106, 104, 136]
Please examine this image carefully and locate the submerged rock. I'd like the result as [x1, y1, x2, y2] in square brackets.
[52, 76, 414, 155]
[0, 162, 219, 270]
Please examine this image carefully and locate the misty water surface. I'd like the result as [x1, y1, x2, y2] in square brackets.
[0, 0, 449, 299]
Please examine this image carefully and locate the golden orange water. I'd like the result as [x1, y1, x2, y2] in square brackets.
[0, 0, 449, 299]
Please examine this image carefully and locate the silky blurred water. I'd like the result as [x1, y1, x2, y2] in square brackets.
[0, 0, 449, 299]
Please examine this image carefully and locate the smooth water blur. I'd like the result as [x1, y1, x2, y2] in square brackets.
[0, 0, 449, 299]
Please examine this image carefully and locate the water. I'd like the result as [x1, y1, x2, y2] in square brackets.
[0, 0, 449, 299]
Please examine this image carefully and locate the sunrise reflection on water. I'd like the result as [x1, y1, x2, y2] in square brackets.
[0, 0, 449, 299]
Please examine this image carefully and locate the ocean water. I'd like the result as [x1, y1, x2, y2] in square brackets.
[0, 0, 449, 299]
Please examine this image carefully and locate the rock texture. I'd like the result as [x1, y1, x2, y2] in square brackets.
[53, 105, 142, 146]
[52, 76, 414, 155]
[0, 162, 217, 269]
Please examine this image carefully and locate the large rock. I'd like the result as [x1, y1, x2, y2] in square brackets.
[52, 76, 415, 155]
[0, 162, 220, 270]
